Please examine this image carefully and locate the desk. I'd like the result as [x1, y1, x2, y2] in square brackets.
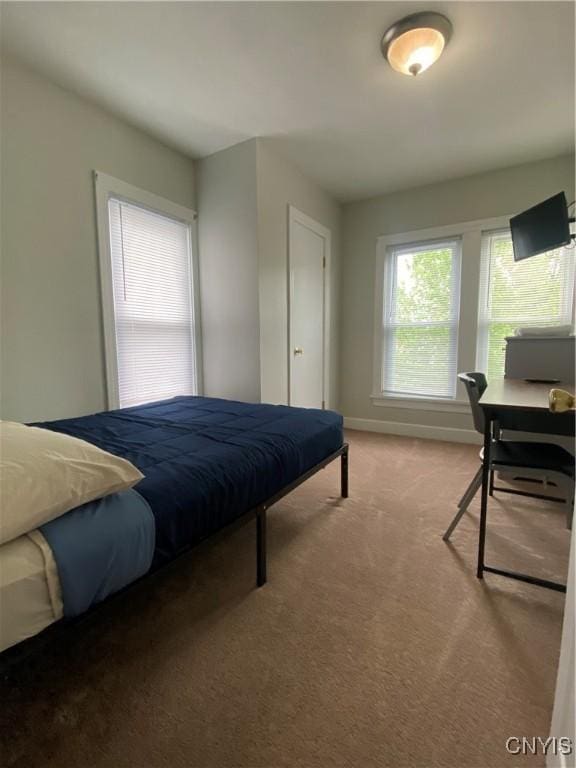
[478, 379, 575, 592]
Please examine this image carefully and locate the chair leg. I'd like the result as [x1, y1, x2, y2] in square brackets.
[442, 506, 470, 543]
[489, 470, 495, 497]
[460, 466, 484, 509]
[456, 483, 472, 510]
[443, 467, 483, 541]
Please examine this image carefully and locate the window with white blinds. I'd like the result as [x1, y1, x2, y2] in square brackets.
[107, 197, 198, 408]
[477, 230, 575, 379]
[381, 239, 462, 398]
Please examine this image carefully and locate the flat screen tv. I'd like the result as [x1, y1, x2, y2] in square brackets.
[510, 192, 571, 262]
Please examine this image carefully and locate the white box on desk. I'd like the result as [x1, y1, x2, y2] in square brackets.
[505, 336, 575, 384]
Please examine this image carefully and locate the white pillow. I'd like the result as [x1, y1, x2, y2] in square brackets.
[0, 421, 143, 545]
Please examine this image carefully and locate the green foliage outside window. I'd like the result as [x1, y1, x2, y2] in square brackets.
[394, 248, 453, 323]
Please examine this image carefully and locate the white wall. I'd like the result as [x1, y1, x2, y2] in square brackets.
[0, 56, 196, 422]
[340, 155, 576, 436]
[256, 139, 341, 408]
[196, 137, 341, 409]
[196, 140, 261, 402]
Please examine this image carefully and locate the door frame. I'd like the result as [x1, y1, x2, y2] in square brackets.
[287, 205, 332, 409]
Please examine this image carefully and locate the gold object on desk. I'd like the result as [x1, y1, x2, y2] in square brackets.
[549, 388, 576, 413]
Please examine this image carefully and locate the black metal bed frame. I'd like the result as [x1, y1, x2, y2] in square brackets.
[0, 443, 349, 671]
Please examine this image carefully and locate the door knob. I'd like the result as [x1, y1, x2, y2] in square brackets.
[293, 347, 303, 356]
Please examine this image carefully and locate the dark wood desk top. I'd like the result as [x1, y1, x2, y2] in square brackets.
[480, 378, 575, 412]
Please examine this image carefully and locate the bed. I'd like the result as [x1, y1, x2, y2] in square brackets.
[0, 396, 348, 655]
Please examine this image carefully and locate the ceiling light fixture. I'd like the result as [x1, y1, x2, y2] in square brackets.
[381, 12, 453, 77]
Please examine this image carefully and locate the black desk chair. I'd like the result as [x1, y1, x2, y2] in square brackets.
[443, 372, 575, 541]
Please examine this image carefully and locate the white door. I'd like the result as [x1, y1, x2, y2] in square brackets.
[288, 206, 331, 409]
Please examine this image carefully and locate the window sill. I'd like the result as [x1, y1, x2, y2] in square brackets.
[370, 393, 471, 414]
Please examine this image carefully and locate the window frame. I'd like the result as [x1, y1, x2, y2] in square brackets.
[94, 171, 203, 409]
[381, 237, 462, 401]
[373, 216, 512, 411]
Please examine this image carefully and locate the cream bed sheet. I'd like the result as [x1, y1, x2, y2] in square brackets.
[0, 531, 63, 652]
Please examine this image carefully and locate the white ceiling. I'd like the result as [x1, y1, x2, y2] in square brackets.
[2, 1, 574, 201]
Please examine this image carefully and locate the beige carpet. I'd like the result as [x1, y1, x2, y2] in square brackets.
[1, 431, 570, 768]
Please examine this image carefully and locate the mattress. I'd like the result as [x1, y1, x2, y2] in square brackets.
[0, 532, 63, 652]
[40, 396, 344, 566]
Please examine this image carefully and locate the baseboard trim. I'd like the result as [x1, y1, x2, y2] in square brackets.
[343, 416, 481, 445]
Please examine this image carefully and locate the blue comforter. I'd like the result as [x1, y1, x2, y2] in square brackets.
[40, 396, 343, 568]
